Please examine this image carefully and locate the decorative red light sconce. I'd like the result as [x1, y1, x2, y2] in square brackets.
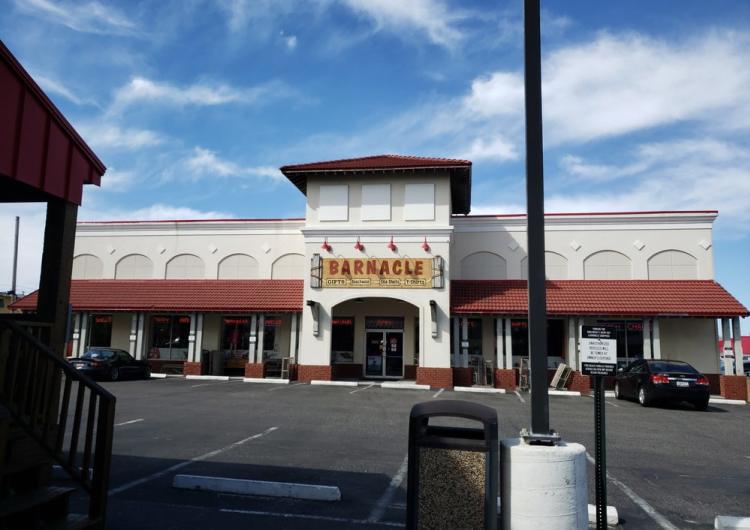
[387, 236, 397, 252]
[354, 237, 364, 251]
[321, 238, 332, 252]
[421, 237, 430, 252]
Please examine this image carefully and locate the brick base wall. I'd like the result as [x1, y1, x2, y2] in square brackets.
[568, 371, 591, 394]
[416, 367, 453, 389]
[332, 363, 362, 380]
[244, 363, 265, 378]
[705, 373, 721, 395]
[183, 362, 203, 376]
[720, 375, 748, 401]
[298, 365, 333, 382]
[495, 368, 517, 390]
[452, 367, 473, 387]
[404, 365, 417, 380]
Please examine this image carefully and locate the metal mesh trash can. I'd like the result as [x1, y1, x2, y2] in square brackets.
[406, 400, 498, 530]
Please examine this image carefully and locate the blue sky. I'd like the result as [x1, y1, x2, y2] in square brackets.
[1, 0, 749, 324]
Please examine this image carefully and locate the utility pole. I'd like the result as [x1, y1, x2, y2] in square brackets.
[11, 216, 19, 300]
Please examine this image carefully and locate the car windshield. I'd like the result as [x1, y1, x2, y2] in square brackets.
[82, 349, 114, 360]
[648, 361, 698, 374]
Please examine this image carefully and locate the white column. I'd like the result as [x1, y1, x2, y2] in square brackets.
[256, 314, 265, 364]
[567, 318, 577, 369]
[71, 313, 82, 356]
[129, 313, 138, 357]
[78, 312, 89, 353]
[643, 319, 652, 359]
[495, 318, 503, 369]
[452, 317, 460, 367]
[187, 312, 197, 362]
[195, 313, 204, 363]
[289, 312, 298, 363]
[135, 313, 146, 360]
[504, 318, 513, 370]
[732, 317, 743, 376]
[721, 318, 732, 354]
[461, 317, 469, 368]
[652, 318, 661, 360]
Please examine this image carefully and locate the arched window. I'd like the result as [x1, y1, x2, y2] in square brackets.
[647, 250, 697, 279]
[520, 251, 568, 280]
[115, 254, 153, 279]
[271, 253, 305, 279]
[72, 254, 103, 279]
[583, 250, 632, 279]
[461, 252, 507, 280]
[218, 254, 259, 279]
[165, 254, 204, 279]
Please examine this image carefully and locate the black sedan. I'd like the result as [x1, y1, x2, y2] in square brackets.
[614, 359, 710, 410]
[69, 348, 151, 381]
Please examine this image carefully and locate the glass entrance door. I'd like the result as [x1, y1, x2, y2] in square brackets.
[365, 330, 403, 377]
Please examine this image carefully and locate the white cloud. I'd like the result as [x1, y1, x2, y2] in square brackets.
[76, 123, 166, 151]
[108, 77, 295, 114]
[32, 73, 98, 107]
[78, 203, 234, 222]
[339, 0, 465, 49]
[181, 147, 282, 181]
[457, 136, 517, 162]
[14, 0, 139, 36]
[285, 34, 298, 50]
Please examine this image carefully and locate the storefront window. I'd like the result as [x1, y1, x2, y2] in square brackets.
[222, 317, 252, 369]
[148, 315, 190, 360]
[331, 317, 354, 363]
[263, 316, 282, 358]
[597, 320, 644, 368]
[467, 318, 483, 356]
[510, 319, 566, 368]
[87, 314, 112, 348]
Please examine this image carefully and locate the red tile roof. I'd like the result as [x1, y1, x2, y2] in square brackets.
[451, 280, 749, 317]
[280, 154, 471, 172]
[11, 280, 303, 313]
[280, 154, 473, 214]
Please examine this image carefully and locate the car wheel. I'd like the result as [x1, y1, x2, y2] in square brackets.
[693, 398, 709, 411]
[143, 366, 151, 380]
[110, 367, 120, 382]
[614, 382, 623, 400]
[638, 386, 650, 407]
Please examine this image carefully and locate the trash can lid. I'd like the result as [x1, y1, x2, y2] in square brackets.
[410, 399, 498, 426]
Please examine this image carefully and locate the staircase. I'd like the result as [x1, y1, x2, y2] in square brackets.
[0, 318, 116, 529]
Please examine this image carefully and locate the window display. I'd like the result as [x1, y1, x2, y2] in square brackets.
[148, 315, 190, 360]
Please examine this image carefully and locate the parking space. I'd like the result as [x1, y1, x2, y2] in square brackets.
[75, 378, 750, 529]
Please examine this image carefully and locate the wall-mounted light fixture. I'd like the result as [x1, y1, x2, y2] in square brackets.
[306, 299, 320, 336]
[429, 300, 438, 338]
[387, 236, 397, 252]
[422, 237, 430, 252]
[321, 238, 332, 252]
[354, 237, 364, 251]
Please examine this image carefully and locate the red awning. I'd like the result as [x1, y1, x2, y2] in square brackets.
[11, 280, 303, 313]
[1, 40, 105, 205]
[451, 280, 749, 318]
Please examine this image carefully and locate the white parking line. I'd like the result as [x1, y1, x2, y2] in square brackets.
[513, 390, 526, 403]
[109, 426, 279, 496]
[585, 452, 678, 530]
[115, 418, 144, 427]
[432, 388, 444, 399]
[267, 382, 305, 391]
[190, 383, 221, 388]
[367, 455, 408, 523]
[584, 394, 621, 408]
[221, 508, 404, 527]
[350, 383, 376, 394]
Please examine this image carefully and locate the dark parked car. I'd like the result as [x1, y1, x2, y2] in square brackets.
[614, 359, 710, 410]
[69, 348, 151, 381]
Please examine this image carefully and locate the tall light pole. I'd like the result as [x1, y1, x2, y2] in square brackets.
[522, 0, 558, 443]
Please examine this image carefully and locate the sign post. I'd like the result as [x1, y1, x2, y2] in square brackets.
[580, 325, 617, 530]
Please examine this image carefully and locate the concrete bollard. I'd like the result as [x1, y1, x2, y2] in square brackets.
[501, 438, 588, 530]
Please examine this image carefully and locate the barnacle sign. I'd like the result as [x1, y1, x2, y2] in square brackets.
[321, 258, 433, 288]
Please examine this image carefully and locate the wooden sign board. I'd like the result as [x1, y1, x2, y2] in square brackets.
[321, 258, 433, 288]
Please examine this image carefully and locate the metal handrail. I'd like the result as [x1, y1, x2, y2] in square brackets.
[0, 318, 116, 526]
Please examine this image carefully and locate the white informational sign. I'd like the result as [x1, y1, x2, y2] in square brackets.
[580, 325, 617, 376]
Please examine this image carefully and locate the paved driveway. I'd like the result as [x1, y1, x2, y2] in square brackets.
[70, 378, 750, 529]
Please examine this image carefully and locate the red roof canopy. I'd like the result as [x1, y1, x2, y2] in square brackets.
[280, 154, 473, 214]
[451, 280, 749, 317]
[0, 40, 105, 205]
[12, 280, 303, 313]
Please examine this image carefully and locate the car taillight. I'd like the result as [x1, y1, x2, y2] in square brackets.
[650, 374, 669, 384]
[696, 376, 709, 385]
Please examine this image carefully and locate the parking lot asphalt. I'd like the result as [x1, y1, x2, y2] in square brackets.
[63, 378, 750, 529]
